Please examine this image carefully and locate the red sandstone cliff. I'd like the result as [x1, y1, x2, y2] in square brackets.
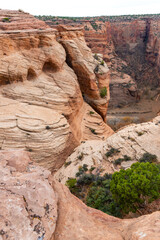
[45, 16, 160, 108]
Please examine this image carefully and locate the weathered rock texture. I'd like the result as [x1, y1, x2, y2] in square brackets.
[57, 25, 110, 121]
[0, 10, 113, 172]
[0, 9, 48, 30]
[0, 150, 58, 240]
[1, 149, 160, 240]
[55, 116, 160, 183]
[45, 16, 160, 108]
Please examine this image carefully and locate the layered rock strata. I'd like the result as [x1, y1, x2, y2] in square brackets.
[0, 10, 113, 171]
[45, 16, 160, 108]
[55, 116, 160, 183]
[57, 25, 110, 121]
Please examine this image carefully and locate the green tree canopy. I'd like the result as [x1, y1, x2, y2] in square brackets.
[110, 162, 160, 213]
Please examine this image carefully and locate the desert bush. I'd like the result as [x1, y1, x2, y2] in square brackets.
[114, 155, 131, 165]
[100, 87, 107, 98]
[122, 116, 133, 123]
[110, 162, 160, 213]
[100, 60, 105, 66]
[77, 152, 84, 160]
[105, 147, 120, 157]
[89, 128, 97, 134]
[89, 111, 95, 115]
[139, 152, 157, 163]
[64, 161, 72, 168]
[2, 17, 10, 22]
[93, 53, 99, 60]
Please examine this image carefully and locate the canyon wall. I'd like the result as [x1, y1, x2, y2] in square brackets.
[44, 16, 160, 108]
[0, 10, 113, 172]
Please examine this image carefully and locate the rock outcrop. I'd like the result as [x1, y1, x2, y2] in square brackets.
[1, 149, 160, 240]
[0, 10, 113, 172]
[44, 16, 160, 109]
[57, 25, 110, 121]
[0, 150, 58, 240]
[55, 116, 160, 183]
[0, 9, 48, 30]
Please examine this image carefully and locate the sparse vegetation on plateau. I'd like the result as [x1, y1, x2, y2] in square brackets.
[105, 147, 120, 157]
[66, 154, 160, 217]
[114, 155, 131, 165]
[110, 162, 160, 213]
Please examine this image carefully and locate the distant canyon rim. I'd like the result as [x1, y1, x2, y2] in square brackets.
[39, 14, 160, 129]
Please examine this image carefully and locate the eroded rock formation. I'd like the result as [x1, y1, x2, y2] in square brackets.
[1, 149, 160, 240]
[45, 16, 160, 108]
[55, 115, 160, 183]
[0, 10, 113, 172]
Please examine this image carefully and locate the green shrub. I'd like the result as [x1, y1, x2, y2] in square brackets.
[76, 164, 88, 177]
[114, 155, 131, 165]
[139, 153, 157, 163]
[2, 17, 10, 22]
[66, 178, 77, 188]
[100, 87, 107, 98]
[64, 161, 72, 168]
[89, 111, 95, 115]
[100, 60, 105, 66]
[77, 152, 84, 160]
[136, 131, 144, 136]
[86, 178, 121, 217]
[93, 53, 99, 60]
[89, 128, 97, 134]
[110, 162, 160, 213]
[105, 147, 120, 158]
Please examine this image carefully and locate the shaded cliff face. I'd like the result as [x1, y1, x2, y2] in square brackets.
[44, 15, 160, 109]
[0, 10, 113, 172]
[110, 19, 160, 87]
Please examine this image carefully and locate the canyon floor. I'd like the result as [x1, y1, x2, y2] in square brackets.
[107, 93, 160, 130]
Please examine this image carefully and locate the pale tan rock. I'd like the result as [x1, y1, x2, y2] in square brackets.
[0, 150, 57, 240]
[52, 179, 160, 240]
[0, 149, 160, 240]
[0, 149, 31, 172]
[122, 211, 160, 240]
[55, 116, 160, 183]
[0, 11, 113, 171]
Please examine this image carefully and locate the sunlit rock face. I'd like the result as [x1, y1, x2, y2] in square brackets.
[55, 116, 160, 183]
[0, 10, 113, 172]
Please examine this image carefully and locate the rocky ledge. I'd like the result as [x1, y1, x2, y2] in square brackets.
[0, 10, 113, 172]
[0, 149, 160, 240]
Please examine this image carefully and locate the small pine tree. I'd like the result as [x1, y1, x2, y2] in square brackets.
[110, 162, 160, 213]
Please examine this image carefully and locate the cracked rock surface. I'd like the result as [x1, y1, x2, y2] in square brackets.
[0, 10, 113, 172]
[0, 150, 57, 240]
[55, 116, 160, 183]
[1, 149, 160, 240]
